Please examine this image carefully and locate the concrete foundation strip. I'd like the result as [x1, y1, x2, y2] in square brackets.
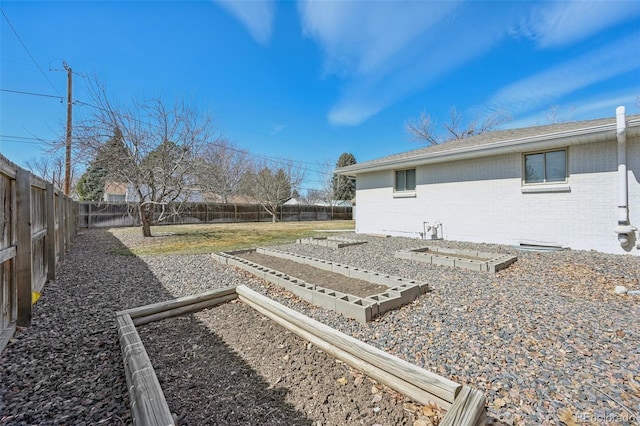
[115, 285, 487, 425]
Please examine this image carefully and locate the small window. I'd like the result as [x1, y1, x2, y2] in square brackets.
[395, 169, 416, 192]
[524, 149, 567, 184]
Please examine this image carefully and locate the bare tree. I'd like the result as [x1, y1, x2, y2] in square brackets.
[76, 80, 221, 237]
[244, 160, 305, 222]
[405, 107, 511, 145]
[297, 159, 337, 208]
[301, 188, 325, 205]
[196, 139, 251, 203]
[24, 155, 67, 191]
[320, 159, 338, 205]
[544, 105, 575, 124]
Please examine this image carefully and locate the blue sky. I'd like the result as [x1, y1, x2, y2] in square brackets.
[1, 0, 639, 192]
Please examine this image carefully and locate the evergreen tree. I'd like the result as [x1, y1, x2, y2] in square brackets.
[76, 162, 107, 201]
[332, 152, 356, 201]
[77, 130, 127, 201]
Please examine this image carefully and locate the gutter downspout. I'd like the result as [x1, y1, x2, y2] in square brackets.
[614, 106, 636, 247]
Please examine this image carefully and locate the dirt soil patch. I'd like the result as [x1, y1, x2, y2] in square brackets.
[235, 251, 389, 298]
[137, 301, 436, 425]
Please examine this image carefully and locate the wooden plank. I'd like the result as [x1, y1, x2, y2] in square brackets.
[236, 285, 460, 405]
[70, 199, 77, 237]
[31, 228, 47, 242]
[30, 175, 47, 190]
[116, 314, 175, 426]
[64, 197, 70, 252]
[9, 179, 17, 329]
[117, 286, 237, 319]
[0, 154, 17, 179]
[0, 246, 16, 264]
[132, 294, 237, 326]
[56, 192, 64, 263]
[15, 169, 32, 327]
[0, 321, 16, 354]
[440, 386, 486, 426]
[474, 410, 487, 426]
[241, 294, 453, 409]
[46, 183, 56, 282]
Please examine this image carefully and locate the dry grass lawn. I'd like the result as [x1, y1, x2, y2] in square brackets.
[108, 220, 355, 256]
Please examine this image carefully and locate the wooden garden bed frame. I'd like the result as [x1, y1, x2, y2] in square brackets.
[115, 286, 486, 426]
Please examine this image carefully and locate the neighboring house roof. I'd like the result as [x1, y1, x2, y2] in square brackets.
[203, 192, 258, 204]
[284, 198, 352, 207]
[284, 198, 301, 205]
[104, 182, 127, 195]
[335, 113, 640, 175]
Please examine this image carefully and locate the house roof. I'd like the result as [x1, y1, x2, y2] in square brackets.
[103, 182, 127, 195]
[203, 192, 258, 204]
[335, 112, 640, 176]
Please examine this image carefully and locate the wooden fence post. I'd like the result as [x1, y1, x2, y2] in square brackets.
[64, 197, 70, 252]
[16, 169, 32, 327]
[46, 183, 56, 282]
[57, 192, 65, 264]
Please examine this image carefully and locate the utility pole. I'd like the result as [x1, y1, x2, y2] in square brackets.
[63, 61, 72, 195]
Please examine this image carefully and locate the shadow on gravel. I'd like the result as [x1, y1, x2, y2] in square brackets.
[108, 230, 313, 424]
[0, 229, 311, 425]
[138, 315, 313, 425]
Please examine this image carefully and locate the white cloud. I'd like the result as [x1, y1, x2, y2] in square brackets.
[508, 90, 639, 128]
[298, 1, 458, 76]
[271, 124, 287, 135]
[301, 2, 513, 126]
[515, 1, 640, 48]
[298, 1, 640, 127]
[327, 102, 385, 127]
[485, 33, 640, 116]
[214, 0, 275, 45]
[568, 92, 640, 118]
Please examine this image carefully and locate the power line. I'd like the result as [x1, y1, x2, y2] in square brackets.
[0, 7, 63, 97]
[0, 134, 58, 149]
[0, 134, 51, 141]
[0, 88, 63, 101]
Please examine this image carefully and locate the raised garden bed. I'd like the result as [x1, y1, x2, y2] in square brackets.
[297, 236, 367, 249]
[115, 286, 487, 426]
[395, 246, 517, 273]
[213, 248, 429, 323]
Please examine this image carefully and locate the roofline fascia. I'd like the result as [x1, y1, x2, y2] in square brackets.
[336, 119, 640, 176]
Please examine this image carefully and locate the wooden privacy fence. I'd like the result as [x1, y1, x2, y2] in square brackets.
[0, 154, 77, 353]
[78, 202, 352, 228]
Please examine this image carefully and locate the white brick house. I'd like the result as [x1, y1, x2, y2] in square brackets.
[335, 107, 640, 255]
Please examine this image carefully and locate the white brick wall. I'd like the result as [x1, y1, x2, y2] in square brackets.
[355, 135, 640, 255]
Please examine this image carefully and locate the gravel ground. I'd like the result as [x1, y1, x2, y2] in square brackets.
[1, 228, 639, 425]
